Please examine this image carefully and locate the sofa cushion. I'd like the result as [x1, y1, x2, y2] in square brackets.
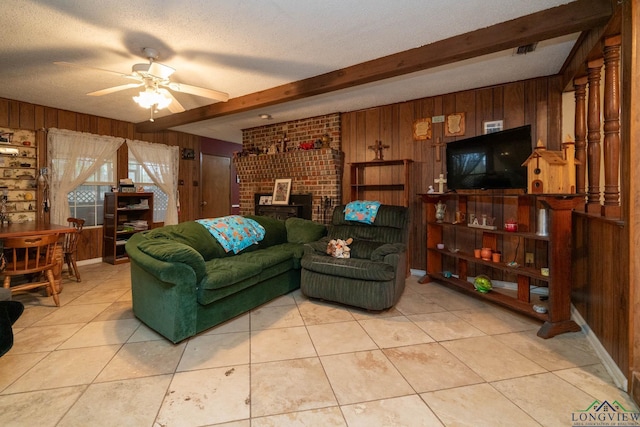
[235, 246, 294, 269]
[237, 246, 297, 282]
[143, 221, 229, 260]
[301, 254, 395, 281]
[197, 275, 260, 305]
[200, 259, 261, 290]
[285, 217, 327, 244]
[243, 215, 288, 250]
[137, 239, 207, 283]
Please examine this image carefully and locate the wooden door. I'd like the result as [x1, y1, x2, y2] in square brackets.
[201, 154, 231, 219]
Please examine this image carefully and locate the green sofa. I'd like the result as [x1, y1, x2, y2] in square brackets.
[301, 204, 409, 310]
[125, 215, 326, 343]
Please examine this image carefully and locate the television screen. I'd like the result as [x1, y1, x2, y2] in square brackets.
[445, 125, 532, 190]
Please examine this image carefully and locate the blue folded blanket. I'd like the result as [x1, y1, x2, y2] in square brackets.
[344, 200, 381, 224]
[196, 216, 265, 254]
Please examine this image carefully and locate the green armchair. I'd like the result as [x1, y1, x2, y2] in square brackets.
[300, 204, 409, 310]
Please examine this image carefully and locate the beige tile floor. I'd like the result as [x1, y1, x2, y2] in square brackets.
[0, 262, 637, 426]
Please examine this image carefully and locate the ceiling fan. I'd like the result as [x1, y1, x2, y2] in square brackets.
[55, 47, 229, 121]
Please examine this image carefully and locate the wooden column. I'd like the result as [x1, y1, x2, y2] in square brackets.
[574, 76, 588, 200]
[586, 58, 604, 214]
[602, 35, 622, 218]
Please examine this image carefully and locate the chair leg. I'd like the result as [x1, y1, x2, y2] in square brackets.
[64, 254, 72, 276]
[45, 270, 60, 307]
[71, 257, 81, 282]
[64, 253, 81, 282]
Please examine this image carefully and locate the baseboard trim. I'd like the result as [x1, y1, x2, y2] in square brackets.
[76, 258, 104, 266]
[571, 304, 628, 391]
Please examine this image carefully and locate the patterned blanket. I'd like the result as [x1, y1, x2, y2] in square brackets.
[344, 200, 381, 224]
[196, 216, 265, 254]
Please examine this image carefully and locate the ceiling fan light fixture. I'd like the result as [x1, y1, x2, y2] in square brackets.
[133, 87, 172, 110]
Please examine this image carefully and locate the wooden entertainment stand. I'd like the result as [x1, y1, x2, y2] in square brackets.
[420, 191, 582, 338]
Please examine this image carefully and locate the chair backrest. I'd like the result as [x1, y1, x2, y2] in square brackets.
[63, 217, 85, 253]
[3, 233, 60, 275]
[329, 204, 409, 244]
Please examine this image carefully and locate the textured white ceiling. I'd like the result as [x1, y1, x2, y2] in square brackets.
[1, 0, 576, 143]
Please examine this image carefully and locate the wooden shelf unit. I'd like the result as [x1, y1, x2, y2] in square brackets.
[0, 136, 38, 222]
[420, 192, 582, 338]
[103, 192, 153, 265]
[350, 159, 412, 207]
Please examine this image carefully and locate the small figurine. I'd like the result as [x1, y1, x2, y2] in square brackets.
[427, 185, 435, 194]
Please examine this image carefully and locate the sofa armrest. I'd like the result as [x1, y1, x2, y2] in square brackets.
[126, 235, 205, 285]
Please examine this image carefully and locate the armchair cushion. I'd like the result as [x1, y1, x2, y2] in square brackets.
[300, 255, 396, 281]
[348, 240, 388, 259]
[371, 243, 406, 261]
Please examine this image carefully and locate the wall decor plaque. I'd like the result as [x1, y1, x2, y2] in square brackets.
[413, 117, 432, 140]
[445, 113, 466, 137]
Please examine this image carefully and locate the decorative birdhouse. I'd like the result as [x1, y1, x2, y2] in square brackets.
[521, 139, 579, 194]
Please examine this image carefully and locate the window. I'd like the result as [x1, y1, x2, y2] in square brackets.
[128, 151, 168, 222]
[67, 156, 116, 227]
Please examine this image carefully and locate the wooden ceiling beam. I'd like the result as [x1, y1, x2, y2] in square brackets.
[136, 0, 612, 133]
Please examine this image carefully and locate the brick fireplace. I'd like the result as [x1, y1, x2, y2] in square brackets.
[234, 114, 344, 223]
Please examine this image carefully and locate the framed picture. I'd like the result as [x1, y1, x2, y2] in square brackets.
[258, 195, 272, 205]
[272, 178, 292, 205]
[483, 120, 504, 134]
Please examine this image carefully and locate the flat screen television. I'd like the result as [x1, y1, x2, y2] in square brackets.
[445, 124, 532, 191]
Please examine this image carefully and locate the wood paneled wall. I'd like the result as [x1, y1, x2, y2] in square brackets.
[341, 76, 563, 271]
[572, 214, 628, 376]
[0, 98, 204, 262]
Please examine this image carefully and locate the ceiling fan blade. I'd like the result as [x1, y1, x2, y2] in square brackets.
[166, 82, 229, 102]
[147, 62, 175, 79]
[158, 89, 185, 113]
[87, 83, 143, 96]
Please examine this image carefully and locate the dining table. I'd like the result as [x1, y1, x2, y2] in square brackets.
[0, 221, 76, 292]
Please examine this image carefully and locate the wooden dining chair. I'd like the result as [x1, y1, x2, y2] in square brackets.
[63, 217, 85, 282]
[2, 233, 61, 307]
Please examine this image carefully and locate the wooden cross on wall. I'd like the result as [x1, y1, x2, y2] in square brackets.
[368, 140, 390, 160]
[431, 137, 446, 162]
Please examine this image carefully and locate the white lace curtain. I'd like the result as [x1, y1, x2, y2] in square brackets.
[127, 139, 179, 225]
[47, 128, 124, 226]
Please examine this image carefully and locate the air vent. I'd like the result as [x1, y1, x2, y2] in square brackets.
[515, 43, 538, 55]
